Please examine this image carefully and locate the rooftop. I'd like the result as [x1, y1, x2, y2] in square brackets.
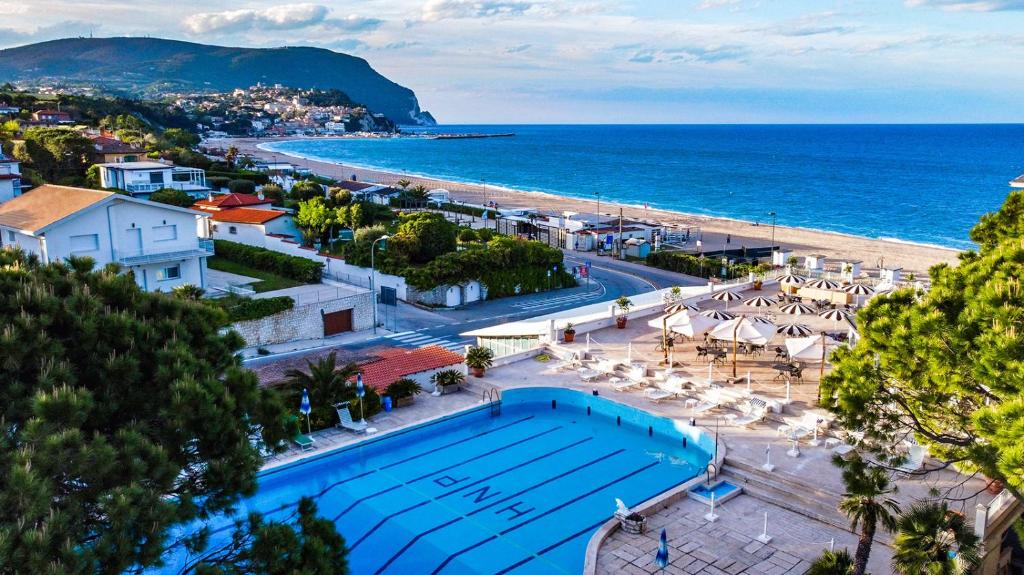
[334, 180, 377, 192]
[96, 161, 174, 170]
[356, 346, 464, 392]
[0, 185, 112, 232]
[90, 136, 146, 154]
[209, 207, 286, 224]
[194, 192, 273, 210]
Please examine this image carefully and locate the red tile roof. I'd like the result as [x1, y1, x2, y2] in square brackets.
[194, 193, 273, 210]
[355, 346, 464, 392]
[210, 207, 286, 224]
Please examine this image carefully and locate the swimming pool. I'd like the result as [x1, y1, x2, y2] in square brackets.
[161, 387, 713, 574]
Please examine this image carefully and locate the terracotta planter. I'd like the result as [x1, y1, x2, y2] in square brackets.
[616, 317, 627, 329]
[753, 281, 763, 290]
[471, 367, 486, 377]
[438, 383, 462, 395]
[395, 395, 415, 408]
[563, 331, 576, 343]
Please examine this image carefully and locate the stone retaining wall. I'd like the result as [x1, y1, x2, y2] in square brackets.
[232, 290, 373, 347]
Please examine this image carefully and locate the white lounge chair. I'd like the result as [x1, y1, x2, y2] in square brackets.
[593, 358, 622, 375]
[335, 402, 368, 434]
[896, 441, 927, 474]
[611, 377, 642, 392]
[643, 376, 690, 403]
[780, 413, 825, 441]
[577, 367, 603, 382]
[551, 352, 582, 372]
[691, 386, 724, 415]
[731, 398, 768, 427]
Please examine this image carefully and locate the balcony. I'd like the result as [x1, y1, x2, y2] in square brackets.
[116, 238, 214, 266]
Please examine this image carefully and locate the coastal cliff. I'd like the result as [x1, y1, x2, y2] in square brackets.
[0, 37, 436, 126]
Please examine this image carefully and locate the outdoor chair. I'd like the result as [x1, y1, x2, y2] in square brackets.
[577, 367, 603, 382]
[695, 346, 708, 361]
[731, 398, 768, 427]
[335, 402, 368, 434]
[611, 377, 642, 392]
[293, 433, 316, 451]
[774, 346, 787, 361]
[691, 386, 724, 415]
[896, 440, 927, 474]
[791, 366, 804, 383]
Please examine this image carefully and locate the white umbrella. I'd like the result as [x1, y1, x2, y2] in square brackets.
[744, 296, 775, 308]
[778, 302, 815, 316]
[648, 307, 698, 365]
[701, 309, 735, 321]
[711, 290, 742, 310]
[786, 334, 842, 362]
[776, 323, 813, 337]
[669, 312, 722, 339]
[806, 278, 840, 290]
[710, 316, 777, 377]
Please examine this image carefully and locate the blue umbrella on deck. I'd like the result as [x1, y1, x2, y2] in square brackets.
[299, 388, 311, 435]
[656, 528, 669, 571]
[356, 373, 366, 424]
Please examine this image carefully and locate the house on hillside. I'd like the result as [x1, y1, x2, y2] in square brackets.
[193, 192, 299, 247]
[0, 185, 213, 292]
[0, 153, 22, 203]
[97, 161, 210, 199]
[31, 109, 72, 124]
[89, 135, 147, 164]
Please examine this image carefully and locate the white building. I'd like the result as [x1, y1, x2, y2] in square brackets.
[193, 192, 299, 247]
[0, 153, 22, 203]
[0, 185, 213, 292]
[97, 161, 210, 199]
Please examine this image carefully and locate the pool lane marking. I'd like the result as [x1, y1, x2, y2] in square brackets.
[175, 415, 539, 545]
[373, 445, 625, 575]
[351, 436, 595, 555]
[429, 460, 662, 575]
[494, 518, 608, 575]
[333, 425, 564, 523]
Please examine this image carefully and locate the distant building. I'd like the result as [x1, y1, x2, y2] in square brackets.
[324, 121, 346, 133]
[1011, 174, 1024, 189]
[0, 106, 20, 116]
[0, 185, 213, 292]
[0, 153, 22, 203]
[31, 109, 72, 123]
[97, 161, 210, 199]
[88, 135, 147, 164]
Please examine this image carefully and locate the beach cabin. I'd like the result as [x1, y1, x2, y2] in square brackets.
[772, 248, 792, 267]
[805, 253, 827, 272]
[840, 260, 862, 280]
[879, 267, 903, 283]
[623, 238, 651, 259]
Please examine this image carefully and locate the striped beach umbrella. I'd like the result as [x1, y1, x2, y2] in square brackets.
[700, 309, 735, 321]
[665, 302, 699, 314]
[299, 388, 311, 435]
[776, 323, 813, 337]
[818, 309, 853, 323]
[751, 315, 775, 325]
[778, 302, 815, 316]
[744, 296, 775, 308]
[776, 274, 806, 286]
[711, 290, 743, 310]
[842, 283, 875, 307]
[806, 278, 840, 290]
[655, 528, 670, 570]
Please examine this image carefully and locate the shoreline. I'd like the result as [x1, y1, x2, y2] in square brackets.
[215, 136, 961, 276]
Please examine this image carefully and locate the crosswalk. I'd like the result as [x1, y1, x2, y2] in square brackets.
[509, 288, 605, 313]
[382, 331, 475, 354]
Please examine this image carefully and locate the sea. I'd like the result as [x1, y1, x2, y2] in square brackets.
[260, 124, 1024, 250]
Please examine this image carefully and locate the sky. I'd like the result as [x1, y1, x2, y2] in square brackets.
[2, 0, 1024, 123]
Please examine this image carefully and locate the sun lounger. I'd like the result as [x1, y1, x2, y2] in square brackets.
[731, 398, 768, 427]
[335, 402, 368, 434]
[643, 376, 691, 403]
[611, 377, 642, 392]
[577, 367, 603, 382]
[551, 352, 582, 372]
[593, 358, 622, 375]
[293, 433, 316, 451]
[644, 387, 675, 403]
[691, 386, 724, 415]
[896, 442, 927, 474]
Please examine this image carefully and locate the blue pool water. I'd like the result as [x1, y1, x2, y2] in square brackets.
[690, 481, 740, 501]
[262, 124, 1024, 249]
[159, 388, 712, 574]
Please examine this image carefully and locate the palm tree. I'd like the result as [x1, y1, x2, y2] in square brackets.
[836, 455, 901, 575]
[284, 352, 359, 427]
[892, 502, 980, 575]
[807, 549, 854, 575]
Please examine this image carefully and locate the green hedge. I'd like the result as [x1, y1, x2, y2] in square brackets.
[213, 240, 323, 283]
[207, 170, 270, 185]
[439, 202, 486, 217]
[221, 295, 294, 322]
[645, 251, 769, 280]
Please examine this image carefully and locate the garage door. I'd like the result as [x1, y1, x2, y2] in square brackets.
[323, 309, 353, 336]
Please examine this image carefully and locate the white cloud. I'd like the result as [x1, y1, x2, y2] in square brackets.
[422, 0, 535, 21]
[184, 4, 330, 34]
[324, 15, 385, 32]
[905, 0, 1024, 10]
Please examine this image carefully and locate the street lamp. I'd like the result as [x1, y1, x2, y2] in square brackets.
[370, 235, 390, 334]
[595, 191, 601, 223]
[768, 211, 777, 263]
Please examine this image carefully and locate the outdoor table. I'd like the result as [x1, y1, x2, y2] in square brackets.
[772, 363, 796, 380]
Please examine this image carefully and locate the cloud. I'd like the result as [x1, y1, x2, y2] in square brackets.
[905, 0, 1024, 10]
[324, 15, 384, 32]
[422, 0, 535, 21]
[696, 0, 742, 9]
[184, 4, 331, 34]
[627, 44, 748, 64]
[382, 41, 421, 50]
[324, 38, 368, 52]
[506, 43, 531, 53]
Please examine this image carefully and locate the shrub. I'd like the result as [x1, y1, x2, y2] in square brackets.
[218, 295, 294, 322]
[477, 228, 496, 242]
[465, 346, 494, 370]
[385, 378, 423, 400]
[645, 251, 758, 280]
[432, 369, 465, 388]
[458, 228, 479, 242]
[213, 240, 323, 282]
[290, 180, 324, 201]
[228, 179, 256, 195]
[207, 176, 231, 190]
[206, 170, 270, 184]
[149, 188, 196, 208]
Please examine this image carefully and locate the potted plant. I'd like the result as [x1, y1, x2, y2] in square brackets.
[385, 378, 422, 408]
[465, 346, 495, 377]
[620, 511, 647, 534]
[432, 369, 465, 395]
[615, 296, 633, 329]
[563, 322, 576, 343]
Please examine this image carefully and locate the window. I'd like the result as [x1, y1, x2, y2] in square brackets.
[6, 230, 14, 243]
[156, 265, 181, 281]
[69, 233, 100, 253]
[148, 171, 165, 185]
[229, 226, 238, 235]
[152, 224, 177, 242]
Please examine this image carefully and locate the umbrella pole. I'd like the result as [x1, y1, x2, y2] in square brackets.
[662, 317, 669, 365]
[818, 334, 826, 404]
[732, 320, 740, 378]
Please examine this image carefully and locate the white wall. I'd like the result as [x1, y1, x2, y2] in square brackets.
[0, 227, 43, 256]
[212, 221, 269, 247]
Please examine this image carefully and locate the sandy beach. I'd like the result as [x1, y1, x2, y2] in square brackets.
[218, 136, 961, 276]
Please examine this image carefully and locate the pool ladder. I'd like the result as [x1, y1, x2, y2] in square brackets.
[483, 388, 502, 417]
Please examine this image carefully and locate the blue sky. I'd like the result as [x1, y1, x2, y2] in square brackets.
[2, 0, 1023, 123]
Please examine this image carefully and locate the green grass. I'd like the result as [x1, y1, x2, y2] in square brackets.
[207, 257, 306, 293]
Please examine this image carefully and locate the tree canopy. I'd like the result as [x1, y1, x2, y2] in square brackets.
[0, 251, 346, 573]
[294, 197, 334, 246]
[13, 127, 92, 184]
[150, 188, 197, 208]
[822, 189, 1024, 497]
